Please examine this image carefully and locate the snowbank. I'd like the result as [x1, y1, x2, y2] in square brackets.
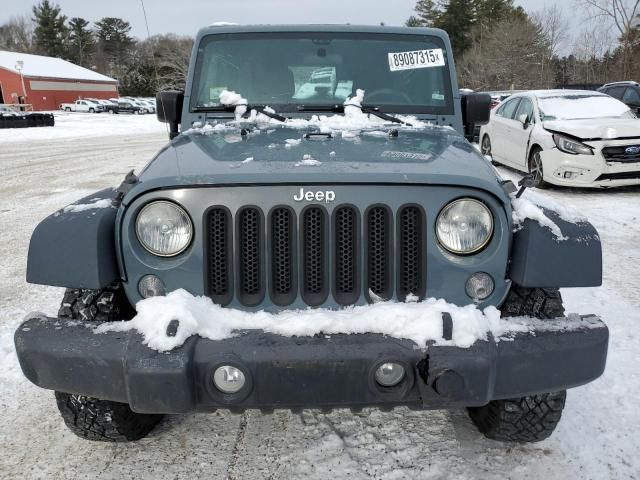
[95, 289, 513, 352]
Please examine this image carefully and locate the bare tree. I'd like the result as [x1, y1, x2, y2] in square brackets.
[0, 16, 36, 53]
[574, 0, 640, 77]
[458, 16, 554, 90]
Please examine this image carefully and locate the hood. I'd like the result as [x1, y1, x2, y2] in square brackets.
[543, 117, 640, 140]
[127, 125, 508, 202]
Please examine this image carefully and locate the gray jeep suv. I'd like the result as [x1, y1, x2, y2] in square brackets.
[15, 25, 608, 444]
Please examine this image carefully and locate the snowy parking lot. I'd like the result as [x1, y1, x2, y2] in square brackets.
[1, 114, 639, 479]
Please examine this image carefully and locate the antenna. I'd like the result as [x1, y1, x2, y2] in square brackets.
[139, 0, 170, 138]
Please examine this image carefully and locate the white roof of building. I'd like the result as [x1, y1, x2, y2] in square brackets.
[0, 50, 116, 83]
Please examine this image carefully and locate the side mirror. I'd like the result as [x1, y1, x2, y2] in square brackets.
[461, 93, 491, 127]
[518, 113, 530, 129]
[156, 91, 184, 139]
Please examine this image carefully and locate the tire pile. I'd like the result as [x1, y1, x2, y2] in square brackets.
[0, 112, 55, 129]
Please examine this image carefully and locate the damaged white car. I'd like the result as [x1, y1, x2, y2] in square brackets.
[480, 90, 640, 187]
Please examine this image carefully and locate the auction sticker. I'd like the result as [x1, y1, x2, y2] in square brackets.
[388, 49, 445, 71]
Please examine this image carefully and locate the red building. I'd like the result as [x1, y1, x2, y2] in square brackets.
[0, 50, 118, 111]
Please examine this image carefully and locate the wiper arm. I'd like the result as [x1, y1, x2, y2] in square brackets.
[360, 104, 413, 126]
[246, 105, 287, 122]
[193, 104, 287, 122]
[192, 105, 236, 113]
[297, 104, 345, 113]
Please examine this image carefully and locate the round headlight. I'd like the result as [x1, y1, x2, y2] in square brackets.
[436, 199, 493, 254]
[136, 201, 193, 256]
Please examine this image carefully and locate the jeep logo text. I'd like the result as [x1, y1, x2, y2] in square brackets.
[293, 187, 336, 203]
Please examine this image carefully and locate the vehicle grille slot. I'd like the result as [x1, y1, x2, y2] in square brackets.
[270, 207, 296, 305]
[301, 206, 328, 306]
[366, 206, 393, 301]
[398, 206, 425, 301]
[206, 207, 232, 306]
[237, 207, 264, 306]
[602, 145, 640, 163]
[334, 206, 359, 305]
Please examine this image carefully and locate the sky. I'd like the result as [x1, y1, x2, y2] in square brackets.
[1, 0, 583, 40]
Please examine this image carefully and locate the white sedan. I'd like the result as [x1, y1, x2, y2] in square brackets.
[479, 90, 640, 188]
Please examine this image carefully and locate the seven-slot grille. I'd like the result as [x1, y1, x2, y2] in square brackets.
[206, 204, 426, 307]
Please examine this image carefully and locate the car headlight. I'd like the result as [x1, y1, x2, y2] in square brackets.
[552, 134, 594, 155]
[436, 199, 493, 254]
[136, 201, 193, 256]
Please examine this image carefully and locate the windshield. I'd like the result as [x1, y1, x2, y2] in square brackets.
[539, 95, 633, 120]
[191, 32, 453, 114]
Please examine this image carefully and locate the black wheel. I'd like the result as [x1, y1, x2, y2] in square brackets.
[468, 392, 566, 443]
[55, 284, 161, 442]
[58, 283, 135, 322]
[499, 286, 565, 319]
[89, 108, 95, 113]
[55, 392, 163, 442]
[64, 107, 71, 112]
[528, 147, 547, 188]
[467, 286, 566, 442]
[480, 135, 497, 165]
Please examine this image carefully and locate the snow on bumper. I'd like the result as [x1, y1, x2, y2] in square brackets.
[540, 147, 640, 187]
[14, 314, 608, 413]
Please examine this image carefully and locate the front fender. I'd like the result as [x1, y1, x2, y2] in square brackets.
[26, 188, 120, 289]
[508, 208, 602, 288]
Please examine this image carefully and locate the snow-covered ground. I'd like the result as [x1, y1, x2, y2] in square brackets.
[0, 111, 166, 143]
[0, 116, 639, 479]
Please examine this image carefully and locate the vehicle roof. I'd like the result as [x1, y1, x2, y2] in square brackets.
[602, 80, 639, 87]
[509, 89, 608, 99]
[196, 24, 449, 40]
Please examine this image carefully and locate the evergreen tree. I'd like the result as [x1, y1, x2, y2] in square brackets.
[413, 0, 439, 26]
[94, 17, 134, 78]
[32, 0, 67, 57]
[67, 17, 94, 67]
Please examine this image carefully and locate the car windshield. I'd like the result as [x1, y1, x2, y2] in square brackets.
[538, 95, 633, 120]
[191, 32, 453, 114]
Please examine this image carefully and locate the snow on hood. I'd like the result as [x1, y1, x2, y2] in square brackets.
[511, 189, 587, 240]
[96, 289, 511, 352]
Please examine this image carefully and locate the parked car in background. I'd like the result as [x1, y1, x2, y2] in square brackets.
[86, 98, 119, 114]
[598, 81, 640, 115]
[60, 99, 105, 113]
[480, 90, 640, 188]
[110, 98, 147, 114]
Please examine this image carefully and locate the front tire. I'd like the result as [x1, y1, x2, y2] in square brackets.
[481, 135, 494, 163]
[55, 392, 163, 442]
[528, 147, 548, 188]
[467, 287, 566, 442]
[55, 284, 162, 442]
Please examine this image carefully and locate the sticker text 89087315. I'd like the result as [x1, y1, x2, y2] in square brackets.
[388, 49, 445, 71]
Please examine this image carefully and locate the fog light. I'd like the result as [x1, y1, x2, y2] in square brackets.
[375, 362, 406, 387]
[138, 275, 166, 298]
[213, 365, 246, 394]
[465, 272, 494, 300]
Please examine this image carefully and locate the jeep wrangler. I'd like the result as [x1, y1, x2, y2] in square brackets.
[15, 25, 608, 443]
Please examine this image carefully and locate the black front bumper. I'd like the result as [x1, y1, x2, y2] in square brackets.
[14, 314, 608, 414]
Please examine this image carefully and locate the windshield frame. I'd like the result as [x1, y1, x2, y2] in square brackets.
[189, 31, 454, 116]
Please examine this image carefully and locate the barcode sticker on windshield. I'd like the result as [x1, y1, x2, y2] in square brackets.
[388, 49, 445, 71]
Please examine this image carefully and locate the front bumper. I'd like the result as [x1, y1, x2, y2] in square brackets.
[14, 314, 608, 414]
[540, 148, 640, 188]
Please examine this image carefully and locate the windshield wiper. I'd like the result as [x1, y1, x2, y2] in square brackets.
[299, 103, 412, 126]
[193, 104, 287, 122]
[358, 104, 413, 126]
[297, 104, 344, 113]
[247, 105, 287, 122]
